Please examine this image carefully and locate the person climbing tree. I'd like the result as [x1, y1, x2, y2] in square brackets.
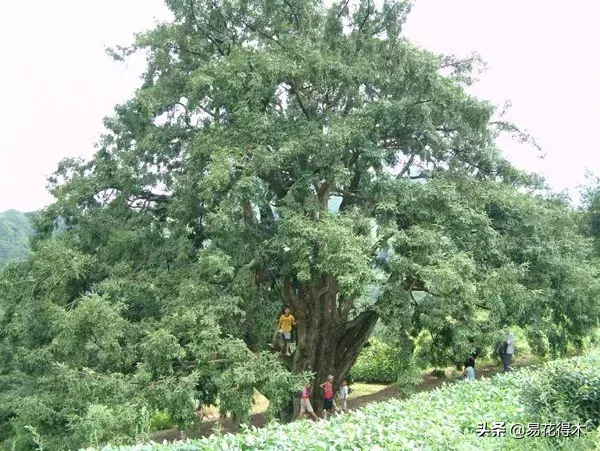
[268, 306, 287, 352]
[274, 306, 296, 356]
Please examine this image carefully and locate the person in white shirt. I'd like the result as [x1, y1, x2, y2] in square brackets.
[340, 380, 349, 411]
[502, 331, 516, 372]
[463, 364, 475, 381]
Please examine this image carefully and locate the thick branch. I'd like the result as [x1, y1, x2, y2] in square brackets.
[409, 290, 419, 308]
[316, 181, 331, 212]
[371, 232, 393, 257]
[337, 0, 351, 19]
[334, 190, 375, 204]
[334, 309, 379, 380]
[282, 0, 301, 30]
[136, 192, 170, 203]
[420, 286, 460, 298]
[188, 1, 226, 56]
[398, 151, 417, 178]
[411, 98, 433, 106]
[240, 18, 285, 49]
[283, 276, 299, 309]
[288, 83, 311, 119]
[323, 87, 345, 114]
[259, 172, 291, 199]
[339, 152, 362, 211]
[338, 295, 354, 321]
[357, 0, 374, 32]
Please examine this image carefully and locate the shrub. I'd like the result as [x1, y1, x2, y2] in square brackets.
[395, 360, 423, 397]
[349, 338, 408, 384]
[521, 353, 600, 425]
[68, 403, 151, 449]
[149, 410, 176, 432]
[525, 328, 550, 358]
[95, 353, 600, 451]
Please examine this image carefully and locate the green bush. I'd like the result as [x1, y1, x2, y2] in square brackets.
[349, 338, 407, 383]
[525, 328, 550, 359]
[95, 353, 600, 451]
[69, 403, 151, 449]
[149, 410, 176, 432]
[395, 360, 423, 397]
[521, 353, 600, 425]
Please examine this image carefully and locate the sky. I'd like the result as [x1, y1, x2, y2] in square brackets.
[1, 0, 599, 212]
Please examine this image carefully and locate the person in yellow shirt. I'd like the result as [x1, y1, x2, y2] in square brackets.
[276, 306, 296, 356]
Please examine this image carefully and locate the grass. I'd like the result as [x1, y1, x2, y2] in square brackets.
[200, 391, 272, 420]
[347, 382, 388, 398]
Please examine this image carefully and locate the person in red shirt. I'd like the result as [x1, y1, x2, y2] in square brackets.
[319, 375, 335, 419]
[298, 383, 319, 420]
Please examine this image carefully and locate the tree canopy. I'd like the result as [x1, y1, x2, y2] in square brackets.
[1, 0, 599, 448]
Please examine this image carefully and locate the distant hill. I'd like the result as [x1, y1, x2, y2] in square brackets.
[0, 210, 35, 267]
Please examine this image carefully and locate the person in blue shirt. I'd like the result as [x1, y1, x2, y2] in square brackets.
[463, 364, 475, 381]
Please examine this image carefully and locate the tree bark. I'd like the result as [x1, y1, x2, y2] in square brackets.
[287, 274, 379, 416]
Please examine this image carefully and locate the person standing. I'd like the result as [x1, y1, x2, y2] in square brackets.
[320, 375, 335, 419]
[298, 383, 319, 421]
[340, 380, 349, 411]
[462, 364, 475, 381]
[469, 339, 480, 366]
[502, 331, 516, 372]
[464, 355, 476, 372]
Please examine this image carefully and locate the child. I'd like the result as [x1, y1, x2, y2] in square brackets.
[268, 307, 286, 351]
[320, 375, 335, 419]
[298, 383, 319, 421]
[277, 306, 296, 356]
[340, 380, 349, 411]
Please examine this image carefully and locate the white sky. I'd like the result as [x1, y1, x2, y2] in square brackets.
[0, 0, 598, 212]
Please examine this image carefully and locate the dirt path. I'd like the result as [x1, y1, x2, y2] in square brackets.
[151, 356, 531, 443]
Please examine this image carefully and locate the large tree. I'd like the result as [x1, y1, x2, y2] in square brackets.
[101, 0, 515, 408]
[2, 0, 600, 448]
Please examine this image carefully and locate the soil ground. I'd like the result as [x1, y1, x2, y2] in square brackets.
[150, 354, 535, 443]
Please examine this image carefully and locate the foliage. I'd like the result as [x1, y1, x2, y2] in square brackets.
[0, 210, 34, 267]
[349, 338, 420, 396]
[522, 353, 600, 426]
[395, 361, 423, 398]
[149, 411, 176, 432]
[2, 0, 600, 448]
[349, 338, 402, 383]
[524, 328, 550, 359]
[96, 354, 600, 451]
[581, 174, 600, 257]
[0, 239, 305, 449]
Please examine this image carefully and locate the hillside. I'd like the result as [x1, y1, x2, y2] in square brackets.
[0, 210, 34, 266]
[96, 353, 600, 450]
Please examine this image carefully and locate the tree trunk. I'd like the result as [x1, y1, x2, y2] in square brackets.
[285, 274, 379, 417]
